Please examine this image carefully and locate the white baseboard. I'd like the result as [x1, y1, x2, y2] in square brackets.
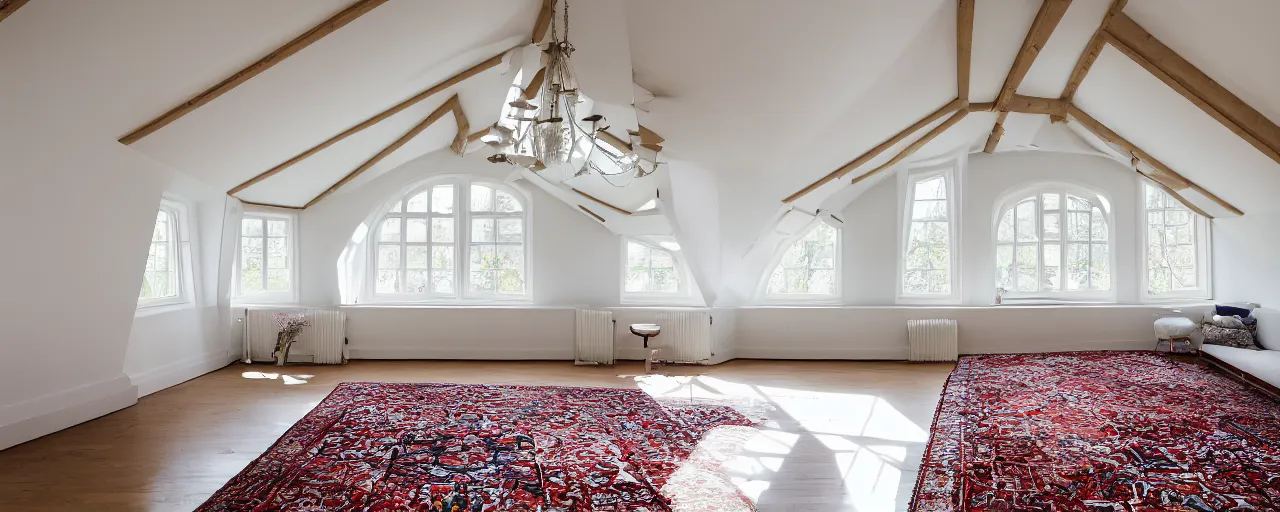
[0, 375, 137, 451]
[348, 347, 574, 360]
[734, 347, 911, 360]
[129, 350, 236, 397]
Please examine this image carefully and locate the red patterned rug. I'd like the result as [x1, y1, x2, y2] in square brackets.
[198, 382, 757, 511]
[911, 351, 1280, 511]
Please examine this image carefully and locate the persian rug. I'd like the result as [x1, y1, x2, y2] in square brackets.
[198, 382, 758, 511]
[911, 351, 1280, 511]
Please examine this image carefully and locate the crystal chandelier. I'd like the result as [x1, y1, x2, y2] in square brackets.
[485, 0, 660, 186]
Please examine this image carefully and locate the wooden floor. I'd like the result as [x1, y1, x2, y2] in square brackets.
[0, 360, 954, 512]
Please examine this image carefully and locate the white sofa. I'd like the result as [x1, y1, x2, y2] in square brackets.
[1201, 307, 1280, 390]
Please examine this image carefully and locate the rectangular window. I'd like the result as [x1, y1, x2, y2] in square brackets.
[1143, 184, 1209, 299]
[238, 213, 294, 300]
[139, 202, 188, 307]
[901, 169, 957, 300]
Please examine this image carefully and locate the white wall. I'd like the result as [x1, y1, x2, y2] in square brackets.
[1214, 212, 1280, 307]
[123, 172, 235, 397]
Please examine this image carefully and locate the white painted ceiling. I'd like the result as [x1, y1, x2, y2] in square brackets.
[12, 0, 1276, 216]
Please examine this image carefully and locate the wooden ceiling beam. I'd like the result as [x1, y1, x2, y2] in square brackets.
[1060, 0, 1127, 102]
[304, 95, 459, 209]
[967, 102, 996, 112]
[984, 111, 1008, 154]
[227, 51, 508, 195]
[994, 0, 1072, 109]
[1104, 13, 1280, 166]
[783, 98, 964, 203]
[238, 199, 305, 211]
[1068, 104, 1243, 216]
[521, 67, 546, 101]
[572, 188, 632, 215]
[1131, 156, 1213, 219]
[119, 0, 391, 145]
[532, 0, 556, 44]
[577, 205, 606, 223]
[1007, 94, 1068, 119]
[596, 129, 632, 153]
[852, 110, 970, 186]
[957, 0, 974, 102]
[448, 98, 469, 155]
[0, 0, 30, 24]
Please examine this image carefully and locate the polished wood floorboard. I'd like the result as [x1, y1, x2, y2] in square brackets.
[0, 360, 953, 512]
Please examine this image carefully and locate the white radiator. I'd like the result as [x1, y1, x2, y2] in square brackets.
[907, 319, 958, 362]
[575, 309, 615, 365]
[657, 311, 712, 363]
[244, 308, 346, 364]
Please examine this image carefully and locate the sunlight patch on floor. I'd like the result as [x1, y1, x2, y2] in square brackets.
[241, 371, 314, 385]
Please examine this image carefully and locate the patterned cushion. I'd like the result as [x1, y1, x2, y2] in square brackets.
[1203, 323, 1261, 350]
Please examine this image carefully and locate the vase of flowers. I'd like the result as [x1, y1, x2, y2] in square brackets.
[273, 312, 310, 366]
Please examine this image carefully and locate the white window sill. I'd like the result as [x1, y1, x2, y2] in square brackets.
[342, 303, 563, 309]
[135, 299, 194, 317]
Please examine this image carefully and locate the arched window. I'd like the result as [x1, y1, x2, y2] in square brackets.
[995, 186, 1112, 299]
[139, 201, 190, 307]
[369, 177, 528, 301]
[765, 221, 839, 297]
[1143, 183, 1209, 299]
[624, 239, 683, 295]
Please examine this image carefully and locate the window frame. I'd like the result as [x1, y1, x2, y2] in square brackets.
[363, 176, 532, 304]
[1140, 183, 1212, 301]
[620, 238, 696, 304]
[898, 165, 961, 304]
[234, 210, 298, 303]
[138, 199, 191, 308]
[759, 220, 842, 303]
[993, 183, 1115, 302]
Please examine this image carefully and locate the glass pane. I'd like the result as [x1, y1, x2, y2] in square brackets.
[1067, 195, 1090, 211]
[1147, 211, 1164, 227]
[431, 218, 454, 243]
[406, 191, 430, 212]
[812, 242, 835, 268]
[808, 269, 834, 294]
[266, 237, 288, 269]
[1149, 268, 1170, 295]
[471, 270, 496, 292]
[1145, 185, 1164, 209]
[496, 218, 522, 243]
[1042, 213, 1060, 241]
[432, 269, 454, 294]
[766, 267, 785, 294]
[1090, 208, 1107, 240]
[625, 268, 650, 293]
[148, 243, 166, 271]
[497, 245, 523, 269]
[914, 177, 946, 200]
[1166, 210, 1190, 226]
[150, 272, 171, 298]
[996, 210, 1014, 243]
[627, 242, 649, 267]
[1042, 193, 1059, 210]
[903, 270, 926, 294]
[267, 220, 287, 236]
[471, 185, 493, 212]
[651, 249, 675, 269]
[912, 199, 947, 220]
[241, 218, 262, 236]
[926, 269, 949, 294]
[470, 245, 496, 270]
[652, 268, 679, 292]
[432, 246, 454, 270]
[1172, 265, 1196, 289]
[1015, 245, 1038, 292]
[266, 269, 289, 291]
[495, 190, 523, 212]
[389, 201, 402, 213]
[380, 218, 401, 242]
[376, 270, 399, 293]
[406, 246, 431, 269]
[1067, 212, 1091, 241]
[1015, 200, 1037, 241]
[1090, 243, 1110, 290]
[377, 244, 400, 269]
[1169, 244, 1195, 267]
[1043, 243, 1060, 291]
[1066, 243, 1089, 291]
[1173, 224, 1193, 244]
[241, 237, 263, 293]
[406, 218, 428, 243]
[472, 218, 495, 243]
[406, 270, 429, 293]
[995, 244, 1013, 291]
[498, 269, 524, 293]
[432, 185, 454, 214]
[153, 213, 169, 241]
